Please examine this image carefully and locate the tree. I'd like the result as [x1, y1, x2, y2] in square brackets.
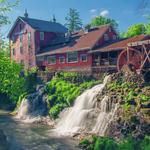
[0, 52, 25, 102]
[88, 16, 118, 31]
[0, 0, 19, 26]
[65, 8, 82, 32]
[0, 0, 19, 54]
[122, 23, 146, 38]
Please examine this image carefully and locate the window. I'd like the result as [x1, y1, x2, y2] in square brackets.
[37, 56, 44, 62]
[40, 32, 44, 40]
[20, 46, 23, 54]
[59, 56, 65, 64]
[28, 32, 31, 47]
[113, 35, 117, 40]
[20, 60, 24, 65]
[47, 56, 56, 64]
[80, 54, 87, 62]
[67, 52, 78, 63]
[12, 48, 15, 55]
[29, 49, 32, 55]
[20, 34, 23, 42]
[104, 34, 109, 41]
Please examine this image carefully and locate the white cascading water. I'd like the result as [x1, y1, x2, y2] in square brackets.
[16, 85, 47, 123]
[92, 96, 119, 136]
[55, 75, 119, 136]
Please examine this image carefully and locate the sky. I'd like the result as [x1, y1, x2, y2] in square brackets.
[2, 0, 149, 38]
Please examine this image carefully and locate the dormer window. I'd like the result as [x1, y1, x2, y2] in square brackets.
[40, 32, 44, 40]
[104, 34, 109, 41]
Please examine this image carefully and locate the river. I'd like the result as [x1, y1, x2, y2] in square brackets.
[0, 110, 81, 150]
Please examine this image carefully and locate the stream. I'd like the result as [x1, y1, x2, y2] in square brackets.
[0, 110, 81, 150]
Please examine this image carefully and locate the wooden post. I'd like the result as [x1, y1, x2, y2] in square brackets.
[140, 44, 150, 70]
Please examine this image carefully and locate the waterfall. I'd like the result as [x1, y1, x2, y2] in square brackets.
[92, 96, 119, 136]
[55, 75, 118, 136]
[16, 85, 48, 122]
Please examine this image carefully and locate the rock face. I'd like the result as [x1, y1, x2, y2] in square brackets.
[16, 85, 48, 122]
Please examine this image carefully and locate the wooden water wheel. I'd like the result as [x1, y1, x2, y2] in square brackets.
[117, 47, 144, 72]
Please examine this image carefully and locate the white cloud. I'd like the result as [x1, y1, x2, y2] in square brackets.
[90, 9, 97, 14]
[100, 9, 109, 17]
[90, 9, 97, 18]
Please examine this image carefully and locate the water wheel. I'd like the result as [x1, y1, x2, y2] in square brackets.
[117, 47, 143, 72]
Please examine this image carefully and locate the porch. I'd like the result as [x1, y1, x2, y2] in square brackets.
[92, 51, 119, 73]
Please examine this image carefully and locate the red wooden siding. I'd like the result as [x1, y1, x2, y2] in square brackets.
[10, 20, 36, 69]
[41, 50, 92, 72]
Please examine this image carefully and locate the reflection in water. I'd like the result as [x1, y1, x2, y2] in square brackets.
[0, 111, 80, 150]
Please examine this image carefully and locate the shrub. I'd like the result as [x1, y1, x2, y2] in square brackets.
[45, 72, 101, 119]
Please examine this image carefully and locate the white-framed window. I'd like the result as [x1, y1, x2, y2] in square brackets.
[40, 32, 44, 40]
[47, 55, 56, 64]
[67, 52, 78, 63]
[59, 56, 65, 64]
[80, 54, 87, 62]
[37, 56, 44, 62]
[104, 34, 109, 41]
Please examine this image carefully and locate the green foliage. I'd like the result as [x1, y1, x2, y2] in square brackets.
[79, 136, 150, 150]
[45, 72, 101, 119]
[88, 16, 118, 31]
[140, 94, 150, 102]
[65, 8, 82, 32]
[0, 52, 25, 102]
[118, 136, 138, 150]
[0, 0, 19, 26]
[122, 23, 146, 38]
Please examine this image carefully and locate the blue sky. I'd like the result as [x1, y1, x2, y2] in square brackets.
[2, 0, 148, 38]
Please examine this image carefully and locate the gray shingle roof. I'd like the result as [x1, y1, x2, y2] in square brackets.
[20, 17, 68, 33]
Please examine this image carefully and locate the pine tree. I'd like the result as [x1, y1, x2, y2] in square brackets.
[65, 8, 82, 32]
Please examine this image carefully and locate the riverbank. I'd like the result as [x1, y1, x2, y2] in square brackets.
[0, 111, 81, 150]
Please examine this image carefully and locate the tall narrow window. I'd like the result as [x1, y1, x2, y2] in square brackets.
[20, 46, 23, 54]
[20, 59, 24, 65]
[40, 32, 44, 40]
[28, 32, 31, 48]
[12, 48, 15, 55]
[47, 56, 56, 64]
[67, 52, 78, 63]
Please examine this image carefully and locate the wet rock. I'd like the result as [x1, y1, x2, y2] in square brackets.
[16, 85, 48, 122]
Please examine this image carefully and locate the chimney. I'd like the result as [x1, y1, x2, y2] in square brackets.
[24, 9, 28, 18]
[53, 14, 56, 23]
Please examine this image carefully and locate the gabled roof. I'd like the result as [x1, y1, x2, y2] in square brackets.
[91, 34, 150, 53]
[8, 16, 68, 37]
[36, 24, 111, 56]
